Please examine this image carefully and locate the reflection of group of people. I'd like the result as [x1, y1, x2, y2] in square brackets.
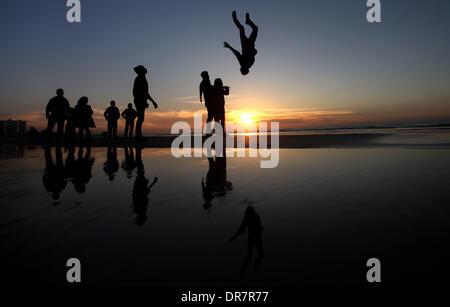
[43, 146, 94, 199]
[43, 145, 263, 277]
[45, 65, 157, 143]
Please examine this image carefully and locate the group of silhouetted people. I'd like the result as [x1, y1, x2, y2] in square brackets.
[46, 65, 158, 143]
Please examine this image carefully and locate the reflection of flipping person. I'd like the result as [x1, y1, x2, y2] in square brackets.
[132, 147, 158, 225]
[224, 11, 258, 76]
[133, 65, 158, 139]
[230, 206, 264, 278]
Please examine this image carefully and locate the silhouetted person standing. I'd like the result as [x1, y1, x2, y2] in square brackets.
[132, 147, 158, 225]
[230, 206, 264, 278]
[46, 88, 70, 142]
[74, 97, 95, 143]
[121, 103, 138, 138]
[104, 100, 120, 139]
[200, 71, 215, 124]
[65, 107, 77, 144]
[212, 78, 229, 129]
[224, 11, 258, 75]
[133, 65, 158, 139]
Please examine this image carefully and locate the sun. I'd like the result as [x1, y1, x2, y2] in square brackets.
[239, 113, 255, 125]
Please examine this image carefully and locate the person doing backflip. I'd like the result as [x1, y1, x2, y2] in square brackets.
[224, 11, 259, 76]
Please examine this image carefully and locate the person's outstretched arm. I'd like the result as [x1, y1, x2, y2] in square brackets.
[229, 217, 248, 242]
[199, 84, 203, 103]
[224, 42, 243, 62]
[148, 177, 158, 188]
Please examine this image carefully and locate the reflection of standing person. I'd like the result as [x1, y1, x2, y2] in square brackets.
[74, 97, 95, 143]
[230, 206, 264, 278]
[46, 88, 70, 142]
[104, 101, 120, 139]
[132, 147, 158, 225]
[201, 149, 232, 209]
[122, 147, 137, 178]
[103, 146, 119, 181]
[121, 103, 138, 138]
[71, 145, 95, 193]
[212, 78, 229, 130]
[42, 146, 67, 199]
[224, 11, 258, 75]
[133, 65, 158, 139]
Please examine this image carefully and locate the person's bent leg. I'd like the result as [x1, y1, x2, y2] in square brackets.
[248, 23, 258, 44]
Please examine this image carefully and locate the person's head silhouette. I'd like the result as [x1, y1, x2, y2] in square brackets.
[134, 65, 147, 76]
[128, 103, 133, 109]
[77, 96, 88, 106]
[201, 71, 209, 80]
[110, 100, 116, 106]
[56, 88, 64, 97]
[214, 78, 224, 87]
[240, 67, 249, 76]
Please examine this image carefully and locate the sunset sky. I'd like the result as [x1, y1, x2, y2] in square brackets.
[1, 0, 450, 133]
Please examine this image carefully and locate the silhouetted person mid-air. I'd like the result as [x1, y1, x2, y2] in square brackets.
[121, 103, 138, 138]
[230, 206, 264, 278]
[224, 11, 258, 76]
[74, 97, 95, 143]
[46, 88, 70, 142]
[104, 100, 120, 140]
[133, 65, 158, 139]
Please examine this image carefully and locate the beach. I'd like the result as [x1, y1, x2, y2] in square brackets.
[1, 129, 450, 287]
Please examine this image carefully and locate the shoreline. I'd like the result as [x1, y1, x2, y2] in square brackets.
[2, 133, 450, 148]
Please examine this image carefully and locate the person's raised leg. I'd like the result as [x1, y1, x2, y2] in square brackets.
[246, 13, 258, 44]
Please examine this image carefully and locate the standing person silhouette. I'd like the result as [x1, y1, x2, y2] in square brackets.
[104, 100, 120, 140]
[224, 11, 258, 76]
[212, 78, 229, 130]
[45, 88, 70, 142]
[74, 97, 95, 143]
[133, 65, 158, 139]
[121, 103, 138, 138]
[199, 71, 215, 124]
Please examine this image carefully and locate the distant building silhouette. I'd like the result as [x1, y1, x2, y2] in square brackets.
[0, 119, 27, 137]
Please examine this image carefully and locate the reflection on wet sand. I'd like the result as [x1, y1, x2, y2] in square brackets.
[201, 151, 233, 210]
[132, 147, 158, 225]
[230, 205, 264, 278]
